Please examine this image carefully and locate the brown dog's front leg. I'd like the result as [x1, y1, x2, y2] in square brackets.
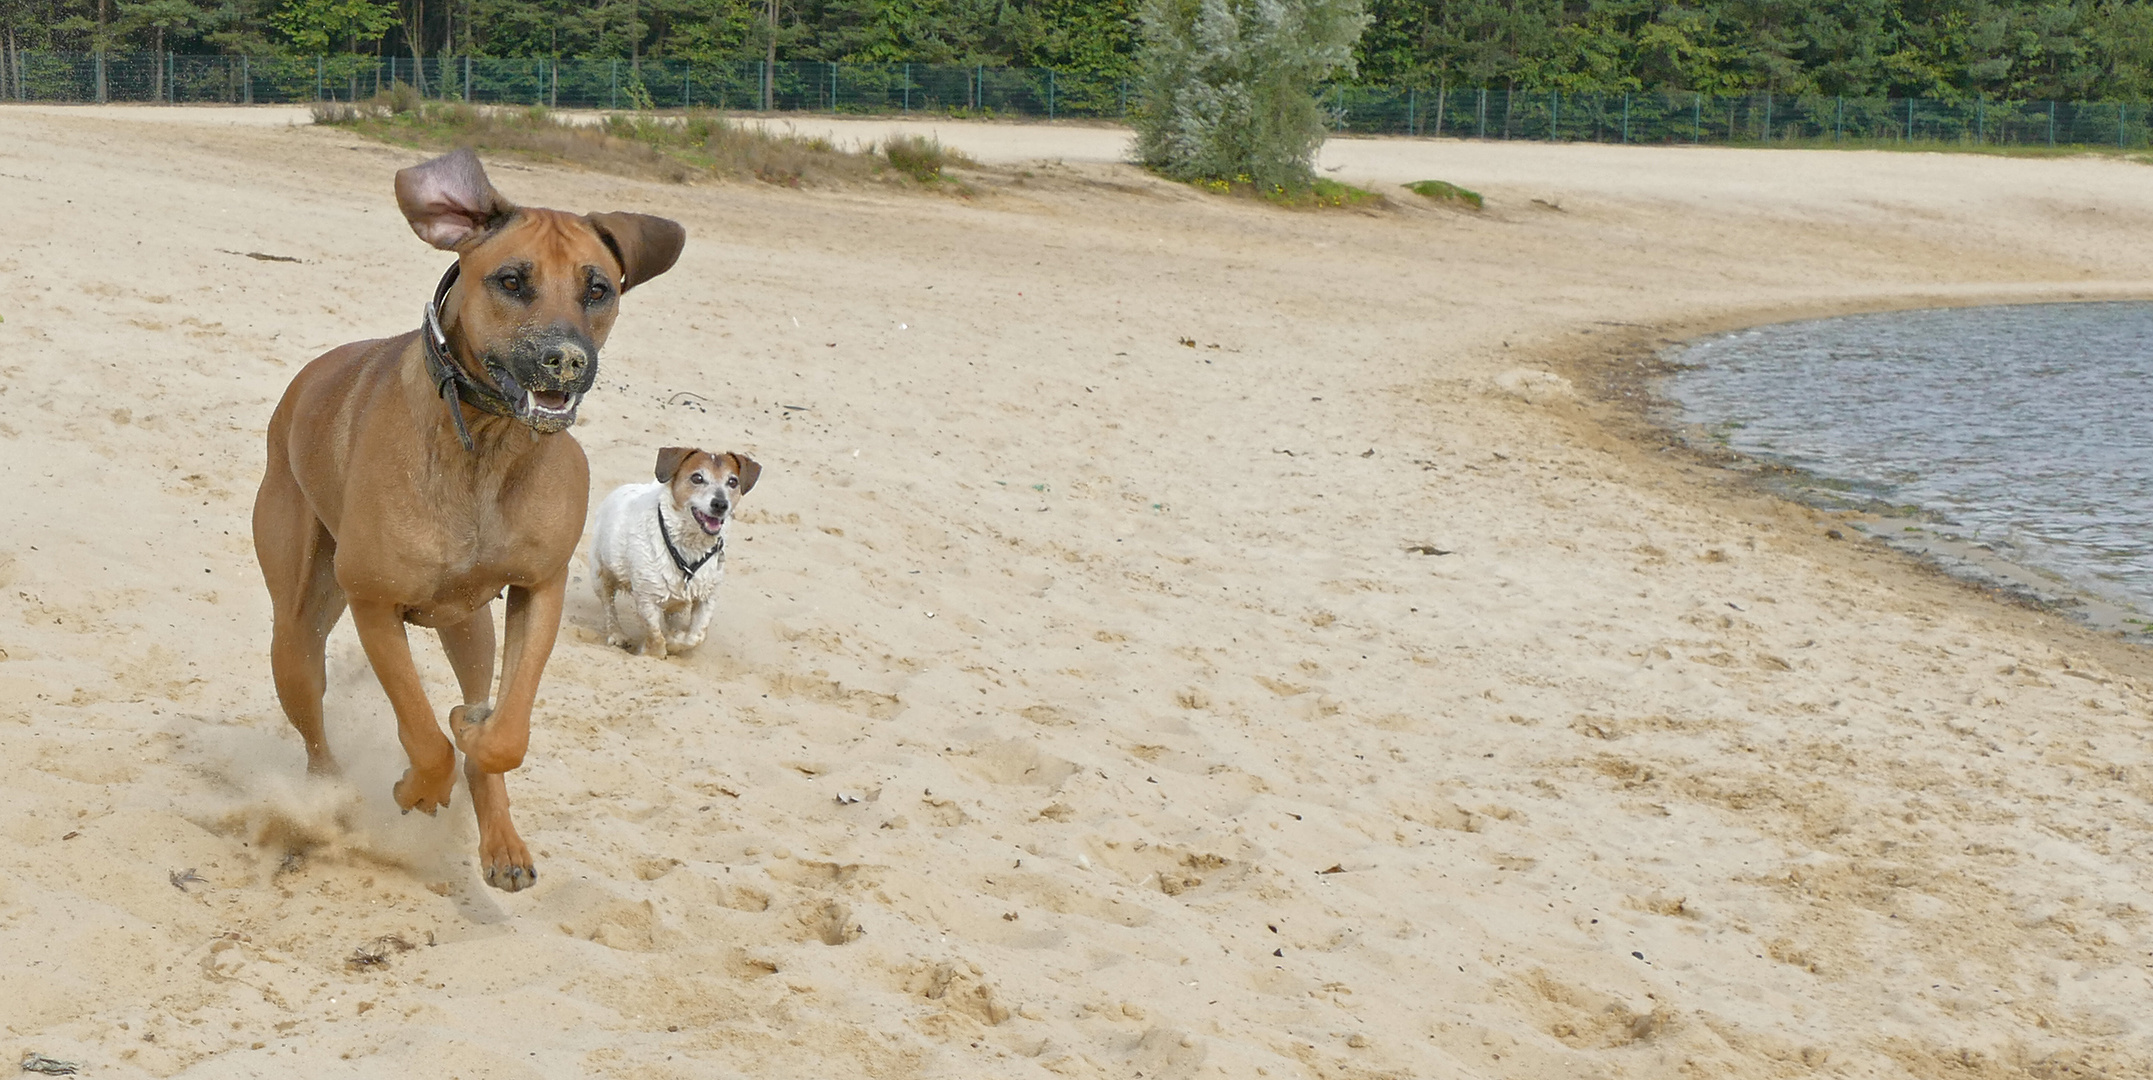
[452, 573, 562, 891]
[350, 601, 457, 815]
[452, 575, 560, 773]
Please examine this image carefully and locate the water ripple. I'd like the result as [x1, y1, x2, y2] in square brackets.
[1665, 302, 2153, 616]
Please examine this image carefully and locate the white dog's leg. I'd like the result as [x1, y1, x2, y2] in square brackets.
[599, 577, 630, 649]
[673, 598, 717, 651]
[632, 594, 670, 660]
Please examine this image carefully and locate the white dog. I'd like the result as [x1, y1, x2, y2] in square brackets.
[589, 447, 761, 659]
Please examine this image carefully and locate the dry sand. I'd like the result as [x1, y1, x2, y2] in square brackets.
[3, 105, 2153, 1079]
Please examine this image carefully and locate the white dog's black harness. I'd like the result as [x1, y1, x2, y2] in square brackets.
[659, 505, 725, 581]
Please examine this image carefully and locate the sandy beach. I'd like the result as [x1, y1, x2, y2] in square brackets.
[2, 105, 2151, 1079]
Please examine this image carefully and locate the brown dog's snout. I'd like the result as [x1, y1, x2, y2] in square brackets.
[539, 342, 589, 382]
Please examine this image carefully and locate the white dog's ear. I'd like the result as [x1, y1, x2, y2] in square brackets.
[654, 446, 697, 483]
[395, 149, 516, 250]
[726, 453, 762, 495]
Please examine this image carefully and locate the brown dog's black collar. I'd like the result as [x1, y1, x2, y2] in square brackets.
[422, 263, 519, 452]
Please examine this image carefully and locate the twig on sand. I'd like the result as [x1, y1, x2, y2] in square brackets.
[216, 248, 303, 263]
[168, 868, 207, 892]
[21, 1052, 82, 1075]
[347, 934, 417, 971]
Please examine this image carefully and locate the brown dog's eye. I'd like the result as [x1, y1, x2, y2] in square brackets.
[726, 476, 739, 488]
[690, 472, 706, 485]
[586, 282, 610, 303]
[497, 274, 521, 293]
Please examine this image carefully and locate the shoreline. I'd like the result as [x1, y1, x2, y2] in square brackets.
[1552, 288, 2153, 651]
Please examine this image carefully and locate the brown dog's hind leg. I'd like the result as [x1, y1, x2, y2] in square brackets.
[436, 605, 497, 708]
[453, 575, 563, 891]
[254, 461, 347, 775]
[350, 601, 458, 815]
[464, 755, 535, 891]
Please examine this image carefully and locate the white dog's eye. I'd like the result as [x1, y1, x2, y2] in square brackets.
[726, 476, 739, 488]
[690, 473, 706, 485]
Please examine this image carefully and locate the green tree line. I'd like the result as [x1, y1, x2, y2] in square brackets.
[4, 0, 2152, 100]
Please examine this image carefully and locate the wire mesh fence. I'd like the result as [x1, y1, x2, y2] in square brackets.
[1329, 85, 2152, 148]
[3, 51, 2148, 149]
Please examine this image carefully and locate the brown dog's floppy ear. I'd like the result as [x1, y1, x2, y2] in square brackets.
[727, 453, 762, 495]
[588, 212, 687, 292]
[395, 149, 516, 251]
[654, 447, 696, 483]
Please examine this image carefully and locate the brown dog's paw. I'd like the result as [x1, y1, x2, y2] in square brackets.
[393, 765, 455, 815]
[480, 839, 538, 892]
[449, 702, 494, 752]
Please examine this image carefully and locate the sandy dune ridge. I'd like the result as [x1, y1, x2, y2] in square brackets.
[2, 106, 2152, 1078]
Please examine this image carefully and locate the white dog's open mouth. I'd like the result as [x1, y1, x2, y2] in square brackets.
[691, 508, 725, 534]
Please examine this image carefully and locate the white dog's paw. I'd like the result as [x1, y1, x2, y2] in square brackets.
[606, 631, 630, 649]
[637, 638, 669, 661]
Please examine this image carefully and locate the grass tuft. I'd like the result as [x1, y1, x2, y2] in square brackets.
[311, 91, 975, 192]
[882, 134, 975, 182]
[1190, 173, 1385, 209]
[1406, 179, 1484, 209]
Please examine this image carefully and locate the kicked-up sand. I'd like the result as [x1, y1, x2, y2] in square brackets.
[2, 105, 2152, 1079]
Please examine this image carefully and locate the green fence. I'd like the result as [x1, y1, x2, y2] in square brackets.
[3, 52, 2148, 148]
[1329, 85, 2152, 148]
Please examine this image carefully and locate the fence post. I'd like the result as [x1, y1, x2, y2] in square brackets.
[465, 54, 471, 102]
[242, 55, 250, 105]
[2122, 103, 2128, 149]
[610, 59, 617, 109]
[2048, 100, 2055, 146]
[903, 62, 911, 112]
[1620, 92, 1629, 142]
[1908, 97, 1914, 141]
[1977, 98, 1984, 144]
[1119, 79, 1127, 117]
[1693, 92, 1700, 143]
[1762, 91, 1771, 140]
[1550, 91, 1557, 139]
[1477, 87, 1486, 139]
[829, 61, 836, 113]
[94, 51, 105, 104]
[1048, 69, 1055, 121]
[1835, 96, 1842, 140]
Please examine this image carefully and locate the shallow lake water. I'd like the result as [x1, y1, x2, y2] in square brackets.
[1664, 302, 2153, 620]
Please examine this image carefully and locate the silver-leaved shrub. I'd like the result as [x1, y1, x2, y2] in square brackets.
[1133, 0, 1368, 191]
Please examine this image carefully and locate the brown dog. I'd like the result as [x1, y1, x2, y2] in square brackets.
[251, 149, 683, 891]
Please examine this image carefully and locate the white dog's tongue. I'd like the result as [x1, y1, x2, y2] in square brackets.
[692, 508, 724, 534]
